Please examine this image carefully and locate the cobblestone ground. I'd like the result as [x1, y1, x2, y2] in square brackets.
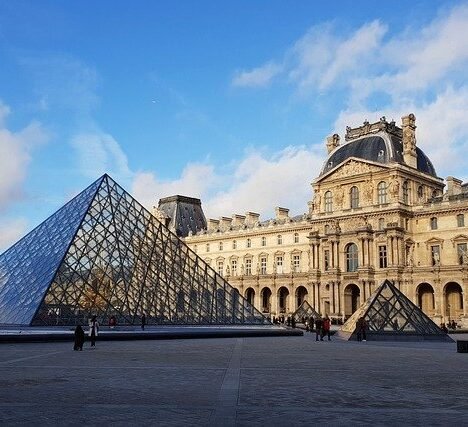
[0, 333, 465, 426]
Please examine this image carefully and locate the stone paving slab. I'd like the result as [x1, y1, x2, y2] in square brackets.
[0, 333, 465, 426]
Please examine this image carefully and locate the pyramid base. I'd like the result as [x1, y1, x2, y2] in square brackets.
[335, 330, 454, 342]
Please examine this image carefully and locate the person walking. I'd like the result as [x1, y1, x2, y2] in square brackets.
[141, 313, 146, 331]
[356, 317, 367, 342]
[315, 317, 323, 341]
[88, 315, 99, 347]
[322, 316, 331, 341]
[73, 325, 85, 351]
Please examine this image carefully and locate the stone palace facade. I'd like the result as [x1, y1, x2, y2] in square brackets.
[155, 115, 468, 327]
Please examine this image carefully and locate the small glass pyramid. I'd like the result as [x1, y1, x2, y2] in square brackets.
[0, 175, 269, 326]
[338, 280, 451, 341]
[292, 300, 321, 322]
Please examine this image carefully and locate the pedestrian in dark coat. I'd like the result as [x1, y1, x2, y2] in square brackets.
[73, 325, 85, 351]
[315, 317, 323, 341]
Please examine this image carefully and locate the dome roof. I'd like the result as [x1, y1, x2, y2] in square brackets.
[320, 132, 437, 177]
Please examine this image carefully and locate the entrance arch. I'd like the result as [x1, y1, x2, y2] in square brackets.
[278, 286, 290, 313]
[445, 282, 463, 320]
[245, 287, 255, 307]
[260, 287, 272, 313]
[295, 286, 308, 309]
[416, 283, 435, 314]
[344, 284, 360, 317]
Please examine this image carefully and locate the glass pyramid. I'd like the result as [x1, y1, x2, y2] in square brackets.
[338, 280, 451, 340]
[0, 175, 269, 326]
[292, 300, 320, 322]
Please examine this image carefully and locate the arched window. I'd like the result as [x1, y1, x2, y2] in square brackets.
[325, 191, 333, 213]
[261, 236, 266, 247]
[346, 243, 359, 272]
[377, 182, 387, 204]
[246, 238, 251, 248]
[431, 189, 438, 199]
[350, 186, 359, 209]
[277, 235, 282, 245]
[403, 181, 409, 204]
[294, 232, 299, 243]
[232, 240, 237, 249]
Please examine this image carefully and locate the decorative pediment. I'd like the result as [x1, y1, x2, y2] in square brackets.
[243, 253, 253, 259]
[318, 158, 387, 182]
[425, 237, 444, 249]
[451, 234, 468, 247]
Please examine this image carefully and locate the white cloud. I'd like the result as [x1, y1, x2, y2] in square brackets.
[232, 62, 282, 88]
[132, 145, 324, 220]
[132, 163, 218, 209]
[70, 131, 132, 180]
[0, 101, 49, 210]
[0, 218, 28, 253]
[333, 85, 468, 180]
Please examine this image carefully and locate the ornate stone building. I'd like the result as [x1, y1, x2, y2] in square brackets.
[156, 115, 468, 327]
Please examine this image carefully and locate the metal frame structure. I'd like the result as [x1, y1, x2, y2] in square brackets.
[338, 280, 451, 340]
[0, 175, 270, 326]
[291, 300, 321, 322]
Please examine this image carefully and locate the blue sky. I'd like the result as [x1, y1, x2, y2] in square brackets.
[1, 0, 468, 251]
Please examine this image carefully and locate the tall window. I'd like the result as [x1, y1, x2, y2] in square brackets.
[431, 245, 440, 266]
[206, 243, 210, 252]
[457, 243, 467, 264]
[246, 238, 251, 248]
[260, 257, 267, 274]
[417, 185, 424, 200]
[379, 245, 388, 268]
[377, 182, 387, 204]
[430, 217, 438, 230]
[194, 245, 197, 254]
[261, 236, 266, 247]
[324, 250, 330, 271]
[324, 225, 330, 234]
[277, 235, 283, 245]
[294, 233, 299, 243]
[350, 186, 359, 209]
[325, 191, 333, 213]
[232, 240, 237, 249]
[276, 256, 283, 274]
[217, 261, 224, 276]
[378, 218, 385, 231]
[245, 259, 252, 275]
[219, 242, 223, 251]
[457, 214, 465, 227]
[403, 181, 409, 204]
[346, 243, 359, 272]
[292, 254, 300, 272]
[231, 259, 237, 276]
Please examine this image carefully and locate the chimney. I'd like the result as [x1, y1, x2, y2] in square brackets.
[232, 214, 246, 227]
[446, 176, 462, 196]
[219, 217, 233, 230]
[207, 219, 220, 232]
[326, 134, 340, 154]
[275, 207, 289, 220]
[245, 212, 260, 226]
[402, 113, 417, 168]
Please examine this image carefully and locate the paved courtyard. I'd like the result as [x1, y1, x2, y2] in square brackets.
[0, 333, 466, 426]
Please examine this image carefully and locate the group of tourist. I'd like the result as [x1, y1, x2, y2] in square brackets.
[304, 316, 332, 341]
[73, 314, 148, 350]
[440, 319, 458, 333]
